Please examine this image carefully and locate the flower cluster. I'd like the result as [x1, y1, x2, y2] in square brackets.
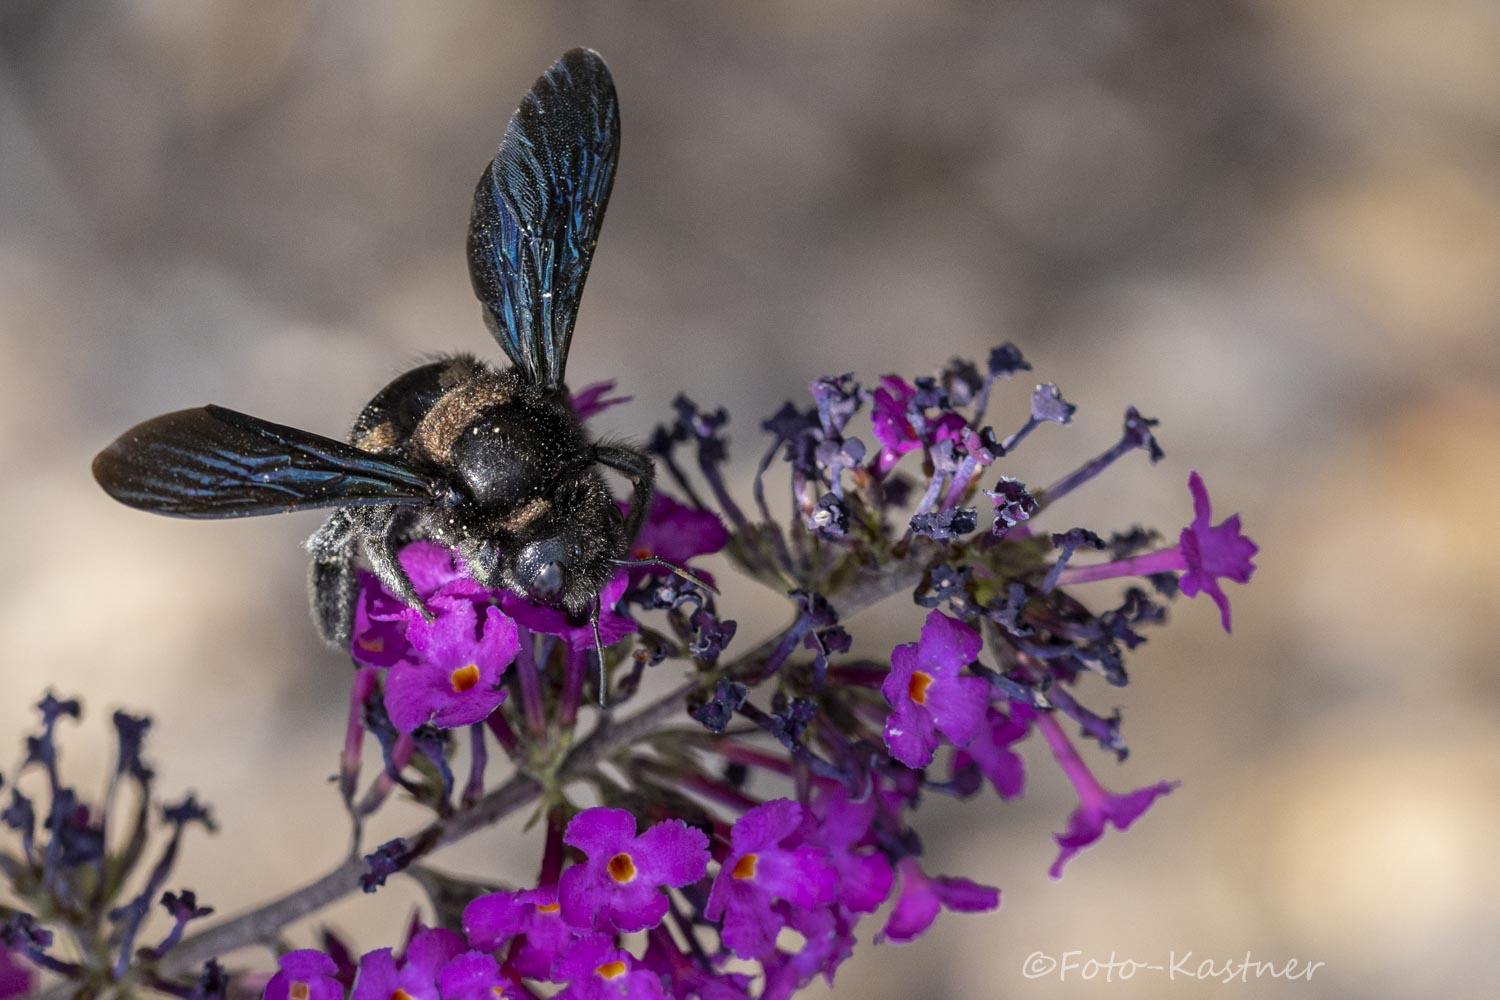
[1, 356, 1258, 998]
[0, 695, 219, 998]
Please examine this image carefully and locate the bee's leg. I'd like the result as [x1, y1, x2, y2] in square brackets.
[594, 444, 655, 543]
[591, 607, 607, 709]
[361, 507, 433, 622]
[307, 509, 360, 647]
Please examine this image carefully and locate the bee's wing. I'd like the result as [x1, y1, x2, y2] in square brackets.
[93, 405, 452, 518]
[467, 48, 619, 391]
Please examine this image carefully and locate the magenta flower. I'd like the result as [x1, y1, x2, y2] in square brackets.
[881, 610, 991, 768]
[571, 379, 633, 420]
[705, 799, 836, 960]
[350, 542, 486, 667]
[950, 703, 1033, 799]
[0, 946, 32, 1000]
[558, 808, 709, 933]
[804, 779, 893, 915]
[463, 886, 572, 981]
[1053, 471, 1258, 632]
[351, 926, 463, 1000]
[1035, 711, 1177, 878]
[877, 858, 1000, 944]
[552, 936, 667, 1000]
[502, 571, 636, 651]
[1177, 470, 1259, 632]
[641, 934, 752, 1000]
[621, 493, 728, 576]
[434, 950, 521, 1000]
[264, 950, 343, 1000]
[350, 572, 414, 668]
[869, 376, 966, 475]
[384, 596, 519, 733]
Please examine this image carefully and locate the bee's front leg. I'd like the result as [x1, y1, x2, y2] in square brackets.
[308, 505, 431, 650]
[360, 506, 433, 623]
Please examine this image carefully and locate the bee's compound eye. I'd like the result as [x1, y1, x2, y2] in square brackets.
[517, 538, 568, 603]
[534, 561, 563, 600]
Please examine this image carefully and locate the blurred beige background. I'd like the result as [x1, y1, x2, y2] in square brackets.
[3, 2, 1498, 998]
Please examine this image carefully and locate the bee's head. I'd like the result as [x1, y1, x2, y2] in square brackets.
[490, 474, 624, 615]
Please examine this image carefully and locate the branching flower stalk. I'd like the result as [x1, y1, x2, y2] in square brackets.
[5, 346, 1258, 1000]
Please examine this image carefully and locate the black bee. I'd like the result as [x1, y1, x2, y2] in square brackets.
[93, 49, 664, 658]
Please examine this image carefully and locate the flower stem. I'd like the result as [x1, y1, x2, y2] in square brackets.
[1053, 547, 1184, 587]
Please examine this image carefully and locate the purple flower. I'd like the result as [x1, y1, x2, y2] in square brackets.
[572, 380, 632, 421]
[704, 800, 836, 960]
[502, 571, 636, 651]
[950, 703, 1033, 799]
[0, 946, 32, 1000]
[264, 950, 343, 1000]
[1052, 472, 1258, 633]
[804, 779, 893, 915]
[761, 905, 855, 999]
[351, 926, 464, 1000]
[641, 935, 752, 1000]
[350, 542, 487, 667]
[869, 376, 965, 475]
[1177, 470, 1259, 632]
[463, 886, 572, 981]
[384, 596, 518, 733]
[1035, 711, 1177, 878]
[350, 571, 413, 667]
[552, 936, 667, 1000]
[877, 858, 1000, 944]
[435, 950, 521, 1000]
[623, 493, 728, 574]
[402, 541, 487, 601]
[558, 808, 709, 933]
[881, 610, 991, 768]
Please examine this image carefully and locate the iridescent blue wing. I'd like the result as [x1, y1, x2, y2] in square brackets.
[466, 48, 619, 390]
[93, 405, 452, 518]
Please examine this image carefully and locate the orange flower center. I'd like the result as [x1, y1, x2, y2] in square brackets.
[608, 852, 637, 883]
[596, 960, 628, 980]
[908, 670, 934, 705]
[357, 635, 384, 653]
[731, 853, 758, 880]
[536, 901, 561, 914]
[632, 546, 652, 560]
[289, 984, 309, 1000]
[450, 664, 481, 693]
[391, 990, 414, 1000]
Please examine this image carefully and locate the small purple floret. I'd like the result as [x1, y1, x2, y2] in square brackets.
[951, 703, 1032, 799]
[558, 808, 709, 933]
[552, 936, 667, 1000]
[705, 800, 836, 960]
[384, 597, 518, 733]
[882, 611, 991, 768]
[571, 379, 633, 420]
[0, 946, 32, 1000]
[350, 927, 463, 1000]
[877, 858, 999, 944]
[1036, 712, 1177, 878]
[463, 886, 572, 981]
[264, 950, 343, 1000]
[1178, 470, 1259, 633]
[435, 950, 521, 1000]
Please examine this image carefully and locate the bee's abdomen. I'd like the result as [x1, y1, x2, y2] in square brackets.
[350, 355, 487, 455]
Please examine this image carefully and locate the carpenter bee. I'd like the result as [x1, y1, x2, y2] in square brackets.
[93, 49, 671, 666]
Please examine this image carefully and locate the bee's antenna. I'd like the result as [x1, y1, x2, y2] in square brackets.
[611, 557, 719, 596]
[592, 607, 607, 709]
